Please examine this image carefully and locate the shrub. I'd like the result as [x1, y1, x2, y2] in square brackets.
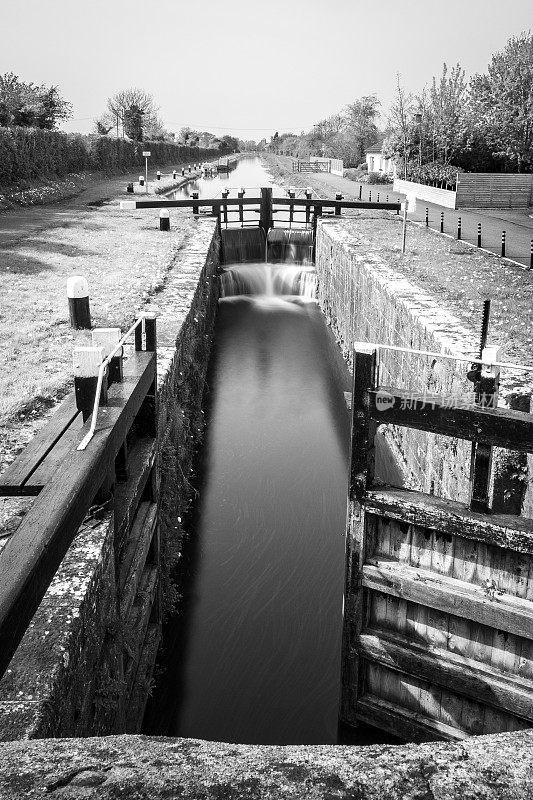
[0, 126, 230, 187]
[366, 171, 393, 185]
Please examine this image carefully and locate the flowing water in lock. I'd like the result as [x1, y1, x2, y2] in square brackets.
[144, 158, 403, 744]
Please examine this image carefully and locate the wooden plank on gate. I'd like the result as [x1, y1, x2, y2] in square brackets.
[357, 631, 533, 721]
[364, 487, 533, 554]
[362, 559, 533, 640]
[368, 388, 533, 452]
[0, 395, 80, 495]
[0, 351, 156, 679]
[356, 695, 467, 742]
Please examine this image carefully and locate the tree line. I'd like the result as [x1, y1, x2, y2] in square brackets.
[270, 31, 533, 179]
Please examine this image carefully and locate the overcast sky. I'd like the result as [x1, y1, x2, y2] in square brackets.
[1, 0, 531, 140]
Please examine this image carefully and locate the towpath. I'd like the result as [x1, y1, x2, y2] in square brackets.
[264, 157, 533, 269]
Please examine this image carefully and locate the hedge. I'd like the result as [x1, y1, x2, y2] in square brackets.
[0, 126, 230, 186]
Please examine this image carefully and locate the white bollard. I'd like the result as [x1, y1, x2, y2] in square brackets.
[159, 208, 170, 231]
[67, 276, 91, 329]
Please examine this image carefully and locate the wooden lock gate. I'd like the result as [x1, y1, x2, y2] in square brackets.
[343, 344, 533, 742]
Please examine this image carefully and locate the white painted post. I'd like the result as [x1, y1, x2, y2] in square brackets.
[159, 208, 170, 231]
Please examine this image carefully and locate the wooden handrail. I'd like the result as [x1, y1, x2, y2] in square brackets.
[0, 351, 156, 679]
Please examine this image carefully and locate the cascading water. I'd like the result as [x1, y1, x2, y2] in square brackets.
[219, 263, 317, 299]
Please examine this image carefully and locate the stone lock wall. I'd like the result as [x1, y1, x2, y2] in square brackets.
[316, 216, 477, 502]
[0, 219, 220, 741]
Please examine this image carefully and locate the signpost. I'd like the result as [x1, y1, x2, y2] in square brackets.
[142, 150, 151, 194]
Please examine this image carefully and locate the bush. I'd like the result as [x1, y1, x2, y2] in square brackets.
[366, 171, 393, 185]
[0, 126, 230, 187]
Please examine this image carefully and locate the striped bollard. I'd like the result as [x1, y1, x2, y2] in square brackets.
[501, 231, 506, 258]
[139, 175, 144, 187]
[530, 240, 533, 270]
[477, 222, 482, 248]
[376, 193, 380, 203]
[156, 170, 161, 181]
[159, 208, 170, 231]
[335, 192, 343, 216]
[425, 207, 429, 227]
[67, 276, 92, 330]
[386, 195, 389, 204]
[188, 165, 192, 173]
[173, 170, 177, 180]
[440, 211, 444, 233]
[457, 217, 462, 240]
[181, 167, 185, 176]
[368, 191, 372, 202]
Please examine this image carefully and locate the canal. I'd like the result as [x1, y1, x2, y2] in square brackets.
[143, 156, 401, 745]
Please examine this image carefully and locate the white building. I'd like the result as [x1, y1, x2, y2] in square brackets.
[365, 140, 393, 174]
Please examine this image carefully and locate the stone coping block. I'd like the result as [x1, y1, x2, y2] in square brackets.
[1, 732, 533, 798]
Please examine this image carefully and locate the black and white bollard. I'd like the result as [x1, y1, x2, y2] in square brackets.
[425, 207, 429, 227]
[188, 165, 192, 173]
[440, 211, 444, 233]
[368, 191, 372, 202]
[181, 167, 185, 176]
[92, 328, 123, 386]
[126, 182, 134, 193]
[530, 239, 533, 270]
[358, 185, 362, 200]
[501, 230, 506, 258]
[67, 275, 92, 330]
[156, 170, 161, 181]
[73, 346, 106, 422]
[192, 191, 200, 215]
[335, 192, 343, 215]
[139, 175, 145, 187]
[457, 217, 462, 240]
[477, 222, 482, 248]
[173, 169, 177, 180]
[159, 208, 171, 231]
[376, 193, 380, 203]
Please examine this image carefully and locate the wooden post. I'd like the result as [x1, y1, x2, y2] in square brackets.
[335, 192, 343, 216]
[238, 187, 245, 225]
[305, 188, 312, 225]
[288, 188, 295, 225]
[259, 187, 273, 237]
[135, 313, 157, 438]
[91, 328, 123, 386]
[470, 345, 501, 513]
[67, 276, 91, 330]
[342, 344, 378, 725]
[192, 191, 199, 215]
[73, 346, 106, 423]
[350, 345, 378, 501]
[222, 188, 229, 226]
